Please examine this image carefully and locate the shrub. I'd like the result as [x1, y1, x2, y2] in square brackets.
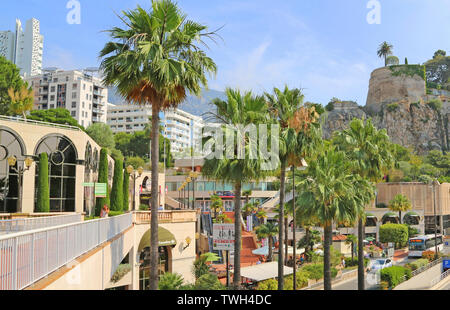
[387, 103, 399, 112]
[325, 102, 335, 112]
[407, 259, 429, 271]
[376, 203, 388, 209]
[123, 170, 130, 211]
[380, 280, 390, 290]
[195, 273, 225, 290]
[95, 148, 110, 216]
[302, 263, 323, 280]
[159, 273, 185, 290]
[344, 257, 370, 267]
[139, 204, 149, 211]
[256, 278, 278, 290]
[331, 267, 338, 279]
[111, 264, 131, 283]
[283, 270, 309, 290]
[110, 157, 124, 211]
[379, 224, 409, 248]
[108, 210, 124, 217]
[380, 266, 410, 288]
[36, 152, 50, 212]
[422, 250, 436, 262]
[407, 225, 419, 237]
[427, 99, 443, 111]
[418, 175, 433, 184]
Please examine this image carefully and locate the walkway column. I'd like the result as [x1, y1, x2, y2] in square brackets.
[129, 245, 140, 290]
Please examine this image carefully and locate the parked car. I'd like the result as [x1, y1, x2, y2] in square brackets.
[368, 258, 393, 272]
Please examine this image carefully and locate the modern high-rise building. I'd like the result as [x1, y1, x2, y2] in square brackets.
[25, 68, 108, 128]
[0, 18, 44, 77]
[106, 104, 207, 155]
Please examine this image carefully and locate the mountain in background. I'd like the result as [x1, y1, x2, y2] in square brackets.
[107, 87, 226, 119]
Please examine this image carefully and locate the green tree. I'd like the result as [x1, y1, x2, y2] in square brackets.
[195, 273, 225, 290]
[95, 148, 110, 216]
[28, 108, 83, 129]
[100, 0, 217, 290]
[333, 118, 395, 290]
[379, 224, 409, 248]
[7, 84, 33, 120]
[202, 89, 270, 289]
[86, 123, 115, 150]
[425, 53, 450, 85]
[123, 169, 130, 211]
[297, 144, 372, 290]
[110, 156, 124, 211]
[36, 153, 50, 213]
[265, 85, 319, 290]
[377, 41, 394, 66]
[0, 56, 25, 115]
[125, 156, 146, 170]
[210, 194, 223, 219]
[433, 50, 446, 59]
[255, 222, 279, 262]
[388, 194, 412, 224]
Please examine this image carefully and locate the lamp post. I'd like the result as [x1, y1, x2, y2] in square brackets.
[7, 156, 33, 213]
[186, 177, 192, 210]
[127, 165, 143, 211]
[189, 171, 199, 210]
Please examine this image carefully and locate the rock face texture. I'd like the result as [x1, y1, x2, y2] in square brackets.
[323, 66, 449, 154]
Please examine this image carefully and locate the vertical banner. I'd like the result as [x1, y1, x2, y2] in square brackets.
[246, 215, 253, 232]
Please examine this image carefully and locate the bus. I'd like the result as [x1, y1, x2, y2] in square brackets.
[408, 234, 444, 258]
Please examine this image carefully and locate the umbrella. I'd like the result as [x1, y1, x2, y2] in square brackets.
[365, 237, 376, 242]
[252, 246, 275, 256]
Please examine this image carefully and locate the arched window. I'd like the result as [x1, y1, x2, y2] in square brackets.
[0, 129, 26, 213]
[84, 142, 93, 214]
[35, 135, 77, 212]
[92, 148, 99, 173]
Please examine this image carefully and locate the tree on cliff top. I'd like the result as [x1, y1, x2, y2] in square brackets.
[377, 42, 393, 67]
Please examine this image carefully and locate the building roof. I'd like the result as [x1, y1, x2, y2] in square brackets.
[235, 262, 293, 282]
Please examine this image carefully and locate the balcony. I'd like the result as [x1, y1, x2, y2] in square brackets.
[133, 210, 197, 224]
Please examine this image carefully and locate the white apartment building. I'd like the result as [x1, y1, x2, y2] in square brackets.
[106, 104, 206, 155]
[107, 103, 152, 134]
[0, 18, 43, 77]
[25, 69, 108, 128]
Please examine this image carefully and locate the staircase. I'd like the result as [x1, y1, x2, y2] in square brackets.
[260, 191, 294, 211]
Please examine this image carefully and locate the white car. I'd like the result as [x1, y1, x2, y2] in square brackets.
[368, 258, 393, 272]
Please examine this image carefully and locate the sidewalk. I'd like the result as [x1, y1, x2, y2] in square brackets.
[393, 249, 409, 264]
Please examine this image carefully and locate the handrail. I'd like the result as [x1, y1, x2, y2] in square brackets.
[402, 257, 443, 282]
[0, 214, 82, 233]
[0, 213, 132, 290]
[0, 115, 82, 131]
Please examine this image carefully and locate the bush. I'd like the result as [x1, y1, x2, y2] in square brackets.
[195, 273, 225, 290]
[407, 225, 420, 237]
[283, 270, 309, 290]
[422, 250, 436, 262]
[108, 210, 124, 217]
[110, 156, 123, 211]
[379, 224, 409, 248]
[376, 203, 388, 209]
[387, 103, 399, 112]
[418, 175, 433, 184]
[256, 278, 278, 290]
[139, 204, 149, 211]
[159, 273, 185, 290]
[380, 266, 410, 288]
[427, 99, 443, 111]
[36, 153, 50, 212]
[344, 257, 370, 267]
[406, 259, 429, 271]
[331, 267, 338, 279]
[302, 263, 323, 280]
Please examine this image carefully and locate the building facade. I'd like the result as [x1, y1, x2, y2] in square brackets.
[107, 103, 152, 134]
[25, 69, 108, 128]
[0, 18, 43, 77]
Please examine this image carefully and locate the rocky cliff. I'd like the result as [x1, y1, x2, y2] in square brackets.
[323, 66, 449, 154]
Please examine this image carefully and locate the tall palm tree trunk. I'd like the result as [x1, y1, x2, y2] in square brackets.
[399, 211, 402, 224]
[149, 104, 160, 291]
[323, 223, 333, 290]
[285, 216, 288, 264]
[268, 236, 273, 262]
[305, 227, 310, 262]
[233, 181, 242, 289]
[357, 217, 365, 290]
[278, 160, 286, 290]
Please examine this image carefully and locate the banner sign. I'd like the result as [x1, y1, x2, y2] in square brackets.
[94, 183, 107, 198]
[213, 224, 235, 251]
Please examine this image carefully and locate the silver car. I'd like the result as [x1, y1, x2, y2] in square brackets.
[369, 258, 393, 272]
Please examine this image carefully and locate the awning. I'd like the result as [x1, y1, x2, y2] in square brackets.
[138, 226, 177, 252]
[234, 262, 293, 282]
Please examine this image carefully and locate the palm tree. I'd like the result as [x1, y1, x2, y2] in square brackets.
[297, 144, 372, 290]
[8, 84, 33, 120]
[388, 194, 411, 224]
[255, 209, 267, 226]
[255, 222, 278, 262]
[242, 202, 257, 221]
[377, 41, 394, 66]
[333, 118, 395, 290]
[202, 88, 270, 289]
[210, 194, 224, 219]
[265, 85, 319, 290]
[345, 234, 358, 260]
[99, 0, 218, 290]
[242, 189, 252, 205]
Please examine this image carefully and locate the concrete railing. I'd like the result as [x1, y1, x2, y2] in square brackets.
[133, 210, 196, 224]
[0, 115, 82, 131]
[0, 213, 132, 290]
[0, 214, 83, 234]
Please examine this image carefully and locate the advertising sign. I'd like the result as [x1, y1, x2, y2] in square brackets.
[213, 224, 235, 251]
[94, 183, 107, 198]
[443, 259, 450, 271]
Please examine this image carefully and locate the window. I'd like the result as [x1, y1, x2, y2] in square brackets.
[71, 102, 76, 108]
[34, 135, 77, 212]
[83, 84, 86, 90]
[72, 83, 77, 89]
[82, 102, 85, 108]
[71, 111, 76, 117]
[72, 92, 77, 99]
[65, 76, 69, 82]
[86, 94, 88, 100]
[50, 86, 55, 92]
[50, 95, 55, 101]
[53, 78, 58, 83]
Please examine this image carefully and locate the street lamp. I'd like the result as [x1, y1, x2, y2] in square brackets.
[7, 156, 33, 212]
[186, 177, 192, 210]
[127, 165, 143, 211]
[189, 171, 199, 210]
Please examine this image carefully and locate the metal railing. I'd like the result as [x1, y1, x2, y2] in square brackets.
[0, 213, 132, 290]
[0, 115, 81, 132]
[402, 257, 443, 281]
[430, 268, 450, 288]
[0, 214, 82, 234]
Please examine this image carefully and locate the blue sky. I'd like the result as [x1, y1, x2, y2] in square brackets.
[1, 0, 449, 106]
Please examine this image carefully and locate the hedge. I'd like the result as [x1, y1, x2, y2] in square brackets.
[36, 153, 50, 212]
[95, 148, 110, 216]
[110, 157, 123, 211]
[380, 266, 411, 288]
[344, 257, 370, 267]
[379, 223, 409, 248]
[405, 259, 429, 271]
[123, 170, 130, 211]
[302, 263, 323, 280]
